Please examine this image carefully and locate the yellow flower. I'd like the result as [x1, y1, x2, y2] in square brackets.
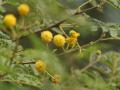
[66, 37, 77, 45]
[18, 4, 30, 16]
[53, 34, 65, 47]
[69, 30, 80, 38]
[51, 74, 61, 84]
[3, 14, 16, 27]
[35, 60, 46, 72]
[41, 31, 53, 43]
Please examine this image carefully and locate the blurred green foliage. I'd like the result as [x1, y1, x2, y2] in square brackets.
[0, 0, 120, 90]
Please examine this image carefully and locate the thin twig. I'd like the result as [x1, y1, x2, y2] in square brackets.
[20, 1, 106, 40]
[58, 37, 120, 56]
[79, 56, 101, 73]
[17, 61, 35, 64]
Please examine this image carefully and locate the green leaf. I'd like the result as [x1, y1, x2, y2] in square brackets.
[107, 0, 120, 10]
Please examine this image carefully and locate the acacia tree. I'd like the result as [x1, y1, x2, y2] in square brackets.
[0, 0, 120, 90]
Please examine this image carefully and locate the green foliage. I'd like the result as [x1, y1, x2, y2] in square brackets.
[0, 0, 120, 90]
[107, 0, 120, 10]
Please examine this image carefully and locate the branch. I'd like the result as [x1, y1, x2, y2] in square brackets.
[58, 37, 120, 56]
[19, 0, 106, 40]
[79, 55, 101, 73]
[17, 61, 35, 64]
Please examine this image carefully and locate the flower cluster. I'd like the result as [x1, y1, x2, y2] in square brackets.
[53, 34, 65, 47]
[18, 4, 30, 16]
[40, 30, 80, 49]
[35, 60, 46, 72]
[66, 30, 80, 47]
[3, 14, 17, 27]
[41, 31, 53, 43]
[3, 4, 30, 28]
[35, 60, 61, 84]
[41, 31, 66, 47]
[51, 74, 61, 84]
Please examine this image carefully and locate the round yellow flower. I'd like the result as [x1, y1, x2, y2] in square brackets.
[69, 30, 80, 38]
[18, 4, 30, 16]
[41, 31, 53, 43]
[66, 37, 77, 45]
[35, 60, 46, 72]
[3, 14, 16, 27]
[51, 74, 61, 84]
[53, 34, 65, 47]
